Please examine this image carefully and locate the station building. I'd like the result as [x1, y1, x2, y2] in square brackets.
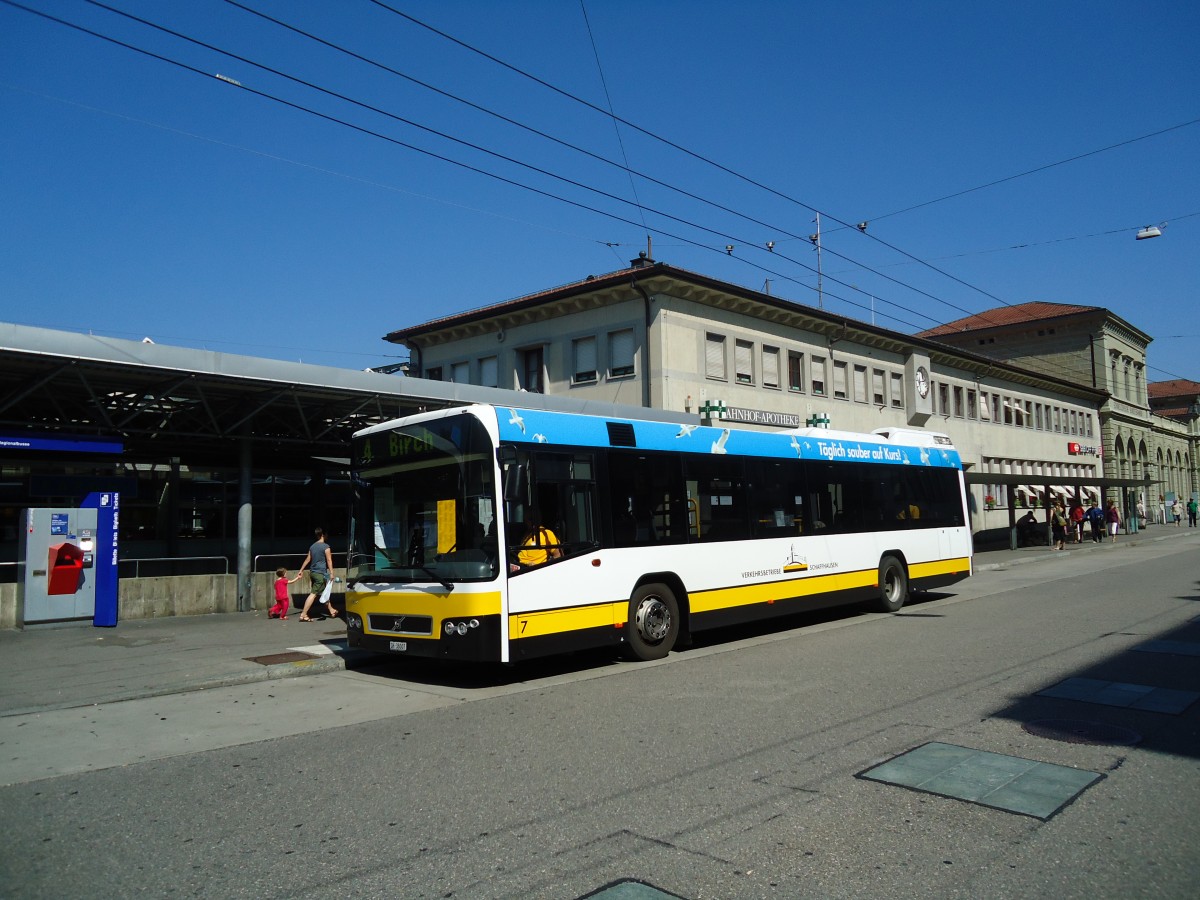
[3, 261, 1195, 626]
[385, 257, 1197, 527]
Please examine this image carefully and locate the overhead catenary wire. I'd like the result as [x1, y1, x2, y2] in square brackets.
[1, 0, 935, 333]
[214, 0, 953, 305]
[24, 0, 969, 331]
[86, 0, 1030, 333]
[10, 0, 1182, 354]
[578, 0, 649, 239]
[367, 0, 1025, 311]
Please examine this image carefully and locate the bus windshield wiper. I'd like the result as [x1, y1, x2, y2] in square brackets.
[415, 564, 454, 592]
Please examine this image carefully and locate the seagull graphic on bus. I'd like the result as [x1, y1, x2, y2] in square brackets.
[711, 428, 730, 454]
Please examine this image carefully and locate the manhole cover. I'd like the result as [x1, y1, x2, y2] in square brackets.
[1023, 719, 1141, 746]
[244, 651, 319, 665]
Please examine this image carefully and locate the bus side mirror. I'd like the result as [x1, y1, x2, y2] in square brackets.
[499, 450, 527, 502]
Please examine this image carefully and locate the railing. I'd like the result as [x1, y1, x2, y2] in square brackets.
[253, 552, 348, 574]
[117, 556, 231, 578]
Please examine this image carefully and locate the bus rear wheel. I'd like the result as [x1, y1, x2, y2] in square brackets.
[873, 555, 908, 613]
[624, 583, 679, 661]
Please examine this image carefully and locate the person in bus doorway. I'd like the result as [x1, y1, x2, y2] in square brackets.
[297, 526, 338, 621]
[517, 514, 561, 568]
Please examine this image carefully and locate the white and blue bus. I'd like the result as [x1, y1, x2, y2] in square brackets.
[346, 404, 972, 663]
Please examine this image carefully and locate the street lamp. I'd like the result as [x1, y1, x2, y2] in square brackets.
[1136, 225, 1163, 240]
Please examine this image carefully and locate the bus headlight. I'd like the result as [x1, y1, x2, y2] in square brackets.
[443, 619, 481, 637]
[346, 613, 363, 630]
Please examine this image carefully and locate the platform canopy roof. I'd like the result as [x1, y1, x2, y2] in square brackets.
[0, 323, 690, 467]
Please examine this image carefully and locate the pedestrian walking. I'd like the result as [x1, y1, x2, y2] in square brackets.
[1086, 500, 1104, 543]
[1051, 501, 1068, 551]
[297, 527, 339, 622]
[1105, 500, 1121, 543]
[1188, 497, 1198, 528]
[1171, 500, 1183, 527]
[269, 567, 300, 619]
[1069, 502, 1085, 543]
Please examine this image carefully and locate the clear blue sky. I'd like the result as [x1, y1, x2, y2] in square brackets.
[2, 1, 1197, 381]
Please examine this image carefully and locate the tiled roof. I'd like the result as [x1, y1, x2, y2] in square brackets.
[1153, 407, 1192, 418]
[388, 265, 646, 336]
[1148, 379, 1200, 397]
[918, 302, 1104, 337]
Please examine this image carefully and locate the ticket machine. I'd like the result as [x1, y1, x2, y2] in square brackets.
[17, 492, 119, 628]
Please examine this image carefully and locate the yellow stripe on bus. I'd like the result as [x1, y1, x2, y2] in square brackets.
[496, 556, 974, 643]
[690, 569, 875, 613]
[510, 602, 626, 640]
[909, 556, 971, 579]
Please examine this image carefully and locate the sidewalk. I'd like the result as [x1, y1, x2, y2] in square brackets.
[0, 609, 370, 717]
[1, 527, 1194, 717]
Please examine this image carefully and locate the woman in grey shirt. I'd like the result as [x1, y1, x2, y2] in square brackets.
[297, 527, 338, 621]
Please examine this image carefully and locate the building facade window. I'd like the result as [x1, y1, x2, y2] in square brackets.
[425, 366, 442, 381]
[890, 372, 904, 408]
[735, 340, 754, 384]
[788, 351, 805, 392]
[450, 361, 470, 384]
[519, 347, 544, 393]
[608, 329, 635, 378]
[705, 333, 726, 380]
[572, 336, 597, 384]
[832, 360, 848, 399]
[812, 357, 826, 396]
[479, 356, 498, 388]
[853, 365, 867, 403]
[762, 346, 780, 389]
[953, 386, 964, 417]
[872, 369, 885, 406]
[967, 388, 978, 420]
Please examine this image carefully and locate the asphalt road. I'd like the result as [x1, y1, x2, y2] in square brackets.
[4, 534, 1200, 898]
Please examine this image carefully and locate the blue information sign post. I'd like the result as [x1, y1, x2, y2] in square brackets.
[82, 492, 119, 627]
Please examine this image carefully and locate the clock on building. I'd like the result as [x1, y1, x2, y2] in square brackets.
[915, 365, 930, 399]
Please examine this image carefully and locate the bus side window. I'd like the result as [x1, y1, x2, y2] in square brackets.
[607, 451, 685, 547]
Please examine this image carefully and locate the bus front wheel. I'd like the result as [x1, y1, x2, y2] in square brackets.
[624, 583, 679, 661]
[874, 556, 908, 613]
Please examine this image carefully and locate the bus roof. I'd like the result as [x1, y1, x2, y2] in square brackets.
[494, 406, 963, 470]
[353, 404, 963, 469]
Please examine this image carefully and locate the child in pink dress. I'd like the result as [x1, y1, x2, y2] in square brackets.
[269, 568, 299, 619]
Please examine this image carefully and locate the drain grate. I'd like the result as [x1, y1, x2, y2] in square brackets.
[1023, 719, 1141, 746]
[244, 651, 319, 666]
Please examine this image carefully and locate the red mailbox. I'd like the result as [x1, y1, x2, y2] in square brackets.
[47, 542, 84, 595]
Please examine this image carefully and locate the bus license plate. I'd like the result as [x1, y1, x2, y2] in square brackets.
[389, 641, 407, 652]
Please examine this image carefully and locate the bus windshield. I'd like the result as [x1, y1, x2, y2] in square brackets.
[349, 412, 498, 583]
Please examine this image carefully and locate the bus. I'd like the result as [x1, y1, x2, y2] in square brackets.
[345, 404, 971, 663]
